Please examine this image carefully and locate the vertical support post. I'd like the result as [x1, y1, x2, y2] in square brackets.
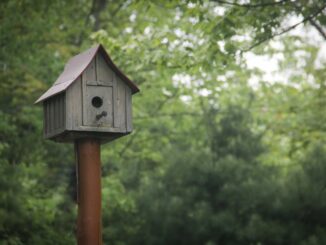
[76, 138, 102, 245]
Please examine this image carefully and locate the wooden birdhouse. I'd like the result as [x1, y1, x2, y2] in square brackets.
[35, 44, 139, 143]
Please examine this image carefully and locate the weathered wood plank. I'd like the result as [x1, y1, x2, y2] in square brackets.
[66, 77, 82, 130]
[59, 94, 63, 128]
[83, 59, 96, 82]
[82, 61, 96, 126]
[50, 99, 55, 132]
[77, 126, 126, 133]
[114, 77, 126, 131]
[62, 94, 66, 130]
[49, 97, 54, 132]
[113, 73, 118, 128]
[125, 86, 132, 132]
[58, 93, 65, 130]
[57, 96, 61, 130]
[86, 80, 113, 87]
[96, 53, 114, 86]
[43, 103, 48, 136]
[55, 97, 59, 129]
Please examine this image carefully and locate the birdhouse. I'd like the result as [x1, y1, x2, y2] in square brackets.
[35, 44, 139, 143]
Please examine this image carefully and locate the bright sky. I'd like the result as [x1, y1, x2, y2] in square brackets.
[245, 15, 326, 89]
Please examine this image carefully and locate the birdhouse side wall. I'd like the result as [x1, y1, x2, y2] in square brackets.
[126, 84, 133, 132]
[66, 77, 83, 131]
[43, 93, 66, 138]
[116, 76, 133, 133]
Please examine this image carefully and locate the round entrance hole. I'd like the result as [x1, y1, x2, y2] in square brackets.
[92, 96, 103, 108]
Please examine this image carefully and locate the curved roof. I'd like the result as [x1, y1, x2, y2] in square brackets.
[35, 44, 139, 104]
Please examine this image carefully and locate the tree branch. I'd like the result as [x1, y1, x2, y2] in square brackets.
[91, 0, 108, 31]
[242, 3, 326, 52]
[294, 2, 326, 41]
[211, 0, 289, 8]
[75, 0, 108, 45]
[308, 18, 326, 40]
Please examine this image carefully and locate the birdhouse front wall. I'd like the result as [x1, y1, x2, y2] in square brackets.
[65, 52, 133, 136]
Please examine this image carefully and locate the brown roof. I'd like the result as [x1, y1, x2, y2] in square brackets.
[35, 44, 139, 104]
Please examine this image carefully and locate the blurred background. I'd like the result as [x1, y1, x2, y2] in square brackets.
[1, 0, 326, 244]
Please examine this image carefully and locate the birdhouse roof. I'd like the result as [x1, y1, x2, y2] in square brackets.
[35, 44, 139, 104]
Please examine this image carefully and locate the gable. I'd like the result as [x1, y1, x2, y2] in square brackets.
[84, 52, 116, 87]
[97, 52, 115, 86]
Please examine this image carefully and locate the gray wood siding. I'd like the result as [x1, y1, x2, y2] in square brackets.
[66, 77, 82, 130]
[114, 77, 126, 131]
[83, 58, 96, 82]
[114, 77, 133, 133]
[82, 59, 95, 126]
[44, 93, 65, 138]
[97, 53, 114, 86]
[126, 86, 132, 132]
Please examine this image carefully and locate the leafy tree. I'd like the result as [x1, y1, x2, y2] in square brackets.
[0, 0, 326, 244]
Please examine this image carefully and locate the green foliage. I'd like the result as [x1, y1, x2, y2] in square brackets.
[0, 0, 326, 244]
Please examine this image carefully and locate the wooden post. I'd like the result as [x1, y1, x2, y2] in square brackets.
[75, 138, 102, 245]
